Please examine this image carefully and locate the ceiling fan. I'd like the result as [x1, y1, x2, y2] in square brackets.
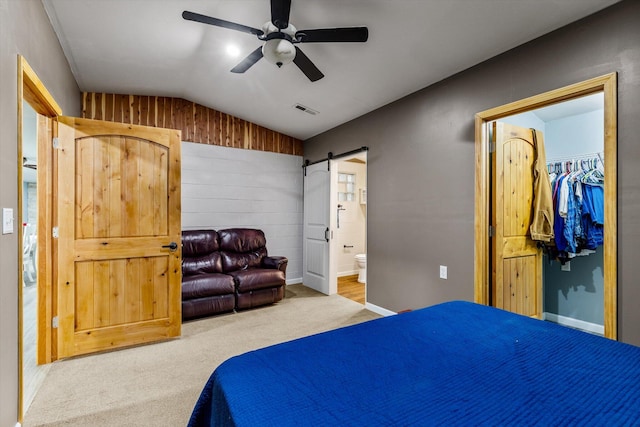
[182, 0, 368, 82]
[23, 157, 37, 170]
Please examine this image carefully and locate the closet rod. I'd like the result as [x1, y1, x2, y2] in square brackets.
[546, 151, 604, 164]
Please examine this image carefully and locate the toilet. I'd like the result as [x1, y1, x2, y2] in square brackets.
[355, 254, 367, 283]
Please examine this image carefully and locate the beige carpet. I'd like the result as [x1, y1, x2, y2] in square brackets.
[23, 285, 380, 426]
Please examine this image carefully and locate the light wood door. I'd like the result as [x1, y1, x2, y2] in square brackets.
[491, 122, 542, 317]
[56, 117, 181, 358]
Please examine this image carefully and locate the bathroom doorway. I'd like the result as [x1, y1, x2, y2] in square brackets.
[21, 100, 51, 414]
[18, 56, 61, 421]
[302, 147, 368, 301]
[332, 152, 367, 304]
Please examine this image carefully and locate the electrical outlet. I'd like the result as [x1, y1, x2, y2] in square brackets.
[439, 265, 448, 280]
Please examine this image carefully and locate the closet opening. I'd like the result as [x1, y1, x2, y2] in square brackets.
[474, 73, 617, 339]
[500, 93, 605, 335]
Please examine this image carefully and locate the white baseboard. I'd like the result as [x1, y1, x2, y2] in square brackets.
[286, 277, 303, 285]
[337, 270, 358, 278]
[543, 312, 604, 335]
[365, 302, 396, 317]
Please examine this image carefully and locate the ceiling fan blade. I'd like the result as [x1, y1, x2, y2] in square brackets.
[293, 47, 324, 82]
[295, 27, 369, 43]
[270, 0, 291, 29]
[182, 10, 263, 37]
[230, 47, 264, 73]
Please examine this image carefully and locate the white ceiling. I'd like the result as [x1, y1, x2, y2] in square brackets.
[42, 0, 619, 140]
[533, 92, 604, 122]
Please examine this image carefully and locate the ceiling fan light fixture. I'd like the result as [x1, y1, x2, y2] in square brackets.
[262, 38, 295, 68]
[226, 44, 241, 58]
[183, 3, 368, 81]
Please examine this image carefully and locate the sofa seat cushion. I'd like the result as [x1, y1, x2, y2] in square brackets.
[182, 273, 235, 299]
[228, 268, 286, 293]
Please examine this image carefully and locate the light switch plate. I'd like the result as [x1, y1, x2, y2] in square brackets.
[2, 208, 14, 234]
[439, 265, 448, 280]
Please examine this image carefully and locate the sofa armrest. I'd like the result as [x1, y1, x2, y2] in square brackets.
[263, 256, 288, 274]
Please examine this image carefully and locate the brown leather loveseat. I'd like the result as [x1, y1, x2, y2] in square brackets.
[181, 228, 288, 320]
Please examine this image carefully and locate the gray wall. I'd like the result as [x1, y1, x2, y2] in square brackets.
[304, 0, 640, 346]
[181, 142, 303, 282]
[0, 1, 80, 425]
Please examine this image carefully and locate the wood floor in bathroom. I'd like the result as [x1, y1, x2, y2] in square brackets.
[338, 275, 365, 304]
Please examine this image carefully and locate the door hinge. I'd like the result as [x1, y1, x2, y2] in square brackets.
[52, 316, 59, 328]
[488, 225, 495, 237]
[489, 141, 495, 153]
[52, 226, 59, 238]
[52, 137, 60, 149]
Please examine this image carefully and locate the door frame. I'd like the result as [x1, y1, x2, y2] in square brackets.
[474, 73, 617, 339]
[328, 159, 338, 295]
[17, 55, 62, 421]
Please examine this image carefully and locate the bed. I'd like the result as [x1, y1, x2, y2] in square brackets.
[188, 301, 640, 426]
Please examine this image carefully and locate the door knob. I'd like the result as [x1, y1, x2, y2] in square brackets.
[162, 242, 178, 252]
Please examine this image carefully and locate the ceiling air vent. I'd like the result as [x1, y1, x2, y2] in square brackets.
[293, 103, 319, 116]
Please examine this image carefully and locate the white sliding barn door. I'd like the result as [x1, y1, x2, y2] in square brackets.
[303, 161, 334, 294]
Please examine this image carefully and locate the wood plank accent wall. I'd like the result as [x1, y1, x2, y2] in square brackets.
[82, 92, 303, 156]
[182, 141, 303, 282]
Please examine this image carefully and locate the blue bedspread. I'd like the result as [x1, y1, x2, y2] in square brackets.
[188, 301, 640, 426]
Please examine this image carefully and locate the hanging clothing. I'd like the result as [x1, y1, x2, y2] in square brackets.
[552, 175, 568, 253]
[562, 176, 579, 254]
[582, 183, 604, 250]
[546, 155, 604, 263]
[529, 129, 555, 242]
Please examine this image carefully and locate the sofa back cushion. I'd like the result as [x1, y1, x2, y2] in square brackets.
[182, 230, 223, 275]
[218, 228, 268, 272]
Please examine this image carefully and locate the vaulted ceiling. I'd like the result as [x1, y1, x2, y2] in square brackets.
[42, 0, 620, 140]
